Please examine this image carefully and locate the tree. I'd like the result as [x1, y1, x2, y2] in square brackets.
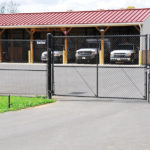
[0, 0, 19, 14]
[0, 2, 6, 13]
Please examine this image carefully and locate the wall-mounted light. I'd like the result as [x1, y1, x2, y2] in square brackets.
[100, 29, 104, 32]
[64, 30, 67, 35]
[97, 27, 105, 32]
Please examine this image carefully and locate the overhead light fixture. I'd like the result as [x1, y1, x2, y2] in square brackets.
[100, 29, 104, 32]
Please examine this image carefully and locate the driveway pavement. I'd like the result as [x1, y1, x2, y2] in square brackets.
[0, 98, 150, 150]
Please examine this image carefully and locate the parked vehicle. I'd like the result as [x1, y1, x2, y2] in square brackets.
[41, 50, 63, 63]
[75, 39, 111, 64]
[110, 43, 138, 64]
[41, 45, 63, 63]
[41, 46, 75, 63]
[41, 51, 48, 62]
[75, 48, 97, 63]
[53, 51, 63, 63]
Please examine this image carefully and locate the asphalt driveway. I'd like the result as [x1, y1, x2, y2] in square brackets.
[0, 98, 150, 150]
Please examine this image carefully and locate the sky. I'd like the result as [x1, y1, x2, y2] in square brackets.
[1, 0, 150, 13]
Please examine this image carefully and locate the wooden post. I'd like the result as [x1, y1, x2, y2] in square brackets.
[30, 32, 33, 63]
[61, 28, 72, 64]
[63, 37, 68, 64]
[0, 29, 5, 62]
[28, 50, 31, 64]
[134, 26, 140, 33]
[30, 29, 35, 63]
[100, 32, 104, 65]
[134, 26, 142, 65]
[25, 29, 35, 63]
[96, 27, 110, 65]
[139, 50, 142, 66]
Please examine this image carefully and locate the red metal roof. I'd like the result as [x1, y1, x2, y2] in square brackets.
[0, 8, 150, 27]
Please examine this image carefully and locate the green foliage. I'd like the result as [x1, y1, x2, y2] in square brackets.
[0, 96, 55, 113]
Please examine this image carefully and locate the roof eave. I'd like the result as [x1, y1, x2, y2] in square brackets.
[0, 22, 143, 29]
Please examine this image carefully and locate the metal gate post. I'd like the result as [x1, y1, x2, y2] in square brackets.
[145, 35, 148, 101]
[51, 35, 55, 95]
[148, 35, 150, 103]
[147, 69, 150, 103]
[96, 38, 99, 97]
[47, 33, 53, 99]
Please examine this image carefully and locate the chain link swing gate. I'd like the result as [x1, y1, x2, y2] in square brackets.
[47, 33, 149, 101]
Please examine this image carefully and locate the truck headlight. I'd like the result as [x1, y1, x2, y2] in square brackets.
[127, 53, 132, 57]
[92, 51, 96, 55]
[110, 53, 113, 57]
[75, 53, 78, 57]
[56, 53, 60, 56]
[54, 52, 60, 57]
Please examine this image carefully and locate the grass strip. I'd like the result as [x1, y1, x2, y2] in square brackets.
[0, 96, 55, 113]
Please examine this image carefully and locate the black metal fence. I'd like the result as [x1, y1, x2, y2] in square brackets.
[47, 34, 149, 101]
[50, 35, 148, 65]
[0, 66, 47, 97]
[0, 39, 49, 99]
[0, 35, 149, 101]
[0, 39, 48, 98]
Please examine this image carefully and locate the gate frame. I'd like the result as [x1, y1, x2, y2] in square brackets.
[47, 34, 149, 101]
[47, 33, 53, 99]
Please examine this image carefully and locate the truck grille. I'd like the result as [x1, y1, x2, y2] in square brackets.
[114, 53, 127, 58]
[78, 51, 92, 55]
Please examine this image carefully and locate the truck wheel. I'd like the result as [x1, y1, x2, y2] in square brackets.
[131, 55, 135, 64]
[111, 61, 115, 64]
[76, 60, 80, 64]
[131, 59, 134, 64]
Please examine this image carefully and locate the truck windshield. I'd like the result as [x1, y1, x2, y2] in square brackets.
[85, 39, 110, 49]
[88, 43, 97, 48]
[117, 45, 134, 50]
[54, 46, 64, 51]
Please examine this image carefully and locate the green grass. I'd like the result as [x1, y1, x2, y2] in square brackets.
[0, 96, 56, 113]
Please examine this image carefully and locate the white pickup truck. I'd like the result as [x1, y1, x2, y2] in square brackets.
[75, 48, 97, 63]
[110, 43, 138, 64]
[75, 38, 111, 64]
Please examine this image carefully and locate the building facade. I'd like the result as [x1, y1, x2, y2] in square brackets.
[0, 8, 150, 63]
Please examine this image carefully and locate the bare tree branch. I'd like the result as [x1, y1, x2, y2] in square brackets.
[0, 2, 6, 13]
[0, 0, 19, 14]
